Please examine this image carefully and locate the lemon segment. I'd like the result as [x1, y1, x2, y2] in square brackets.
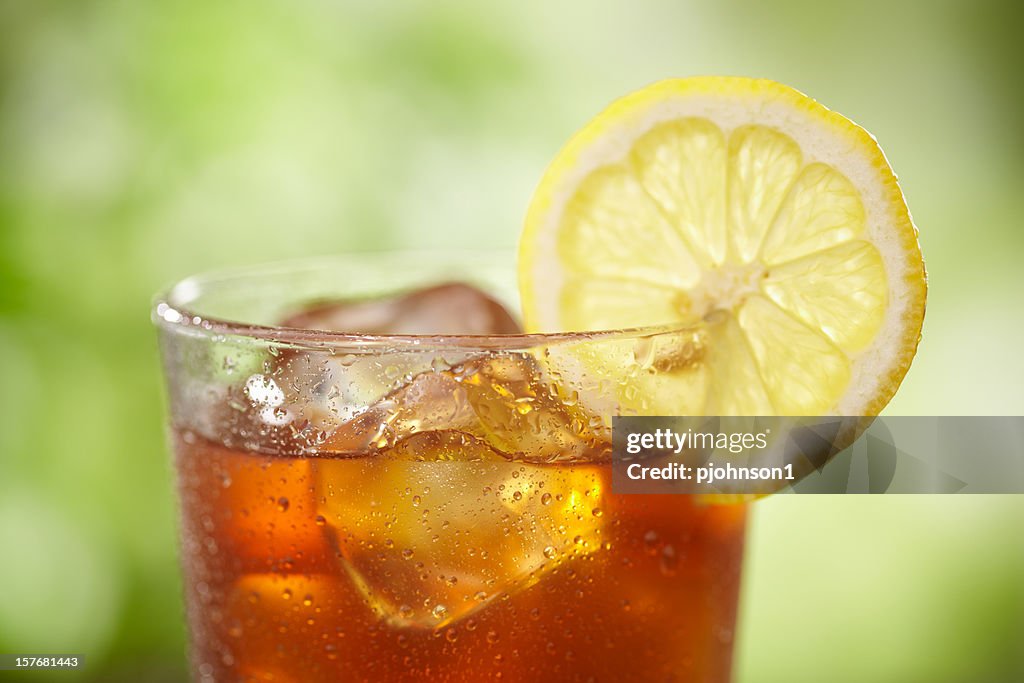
[737, 295, 850, 414]
[559, 278, 680, 332]
[629, 119, 728, 267]
[558, 167, 701, 289]
[702, 315, 773, 416]
[761, 162, 867, 265]
[762, 240, 887, 353]
[726, 125, 803, 264]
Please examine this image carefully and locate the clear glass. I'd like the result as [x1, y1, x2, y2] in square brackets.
[153, 254, 747, 683]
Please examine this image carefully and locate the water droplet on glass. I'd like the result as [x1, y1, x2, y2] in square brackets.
[660, 544, 679, 576]
[643, 529, 660, 555]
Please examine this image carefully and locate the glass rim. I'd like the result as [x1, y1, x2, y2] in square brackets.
[152, 252, 702, 350]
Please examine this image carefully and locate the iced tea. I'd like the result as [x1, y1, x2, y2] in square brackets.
[156, 264, 746, 682]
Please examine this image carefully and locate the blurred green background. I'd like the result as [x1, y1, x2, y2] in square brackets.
[1, 1, 1022, 681]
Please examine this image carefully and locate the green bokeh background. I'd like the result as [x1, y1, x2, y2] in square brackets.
[1, 1, 1022, 681]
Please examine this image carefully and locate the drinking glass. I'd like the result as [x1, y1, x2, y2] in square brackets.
[153, 255, 747, 682]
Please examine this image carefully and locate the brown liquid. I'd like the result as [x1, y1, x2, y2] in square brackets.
[174, 430, 746, 682]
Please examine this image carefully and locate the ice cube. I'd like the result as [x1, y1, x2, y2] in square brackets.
[452, 354, 610, 461]
[320, 353, 610, 462]
[313, 431, 606, 629]
[266, 283, 522, 444]
[280, 282, 522, 335]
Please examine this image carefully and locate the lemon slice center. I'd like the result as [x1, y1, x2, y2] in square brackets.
[681, 264, 766, 319]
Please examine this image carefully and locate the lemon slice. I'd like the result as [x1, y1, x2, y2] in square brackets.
[519, 77, 926, 416]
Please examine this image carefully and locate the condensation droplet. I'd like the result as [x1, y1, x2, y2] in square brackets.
[644, 529, 660, 555]
[660, 544, 679, 576]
